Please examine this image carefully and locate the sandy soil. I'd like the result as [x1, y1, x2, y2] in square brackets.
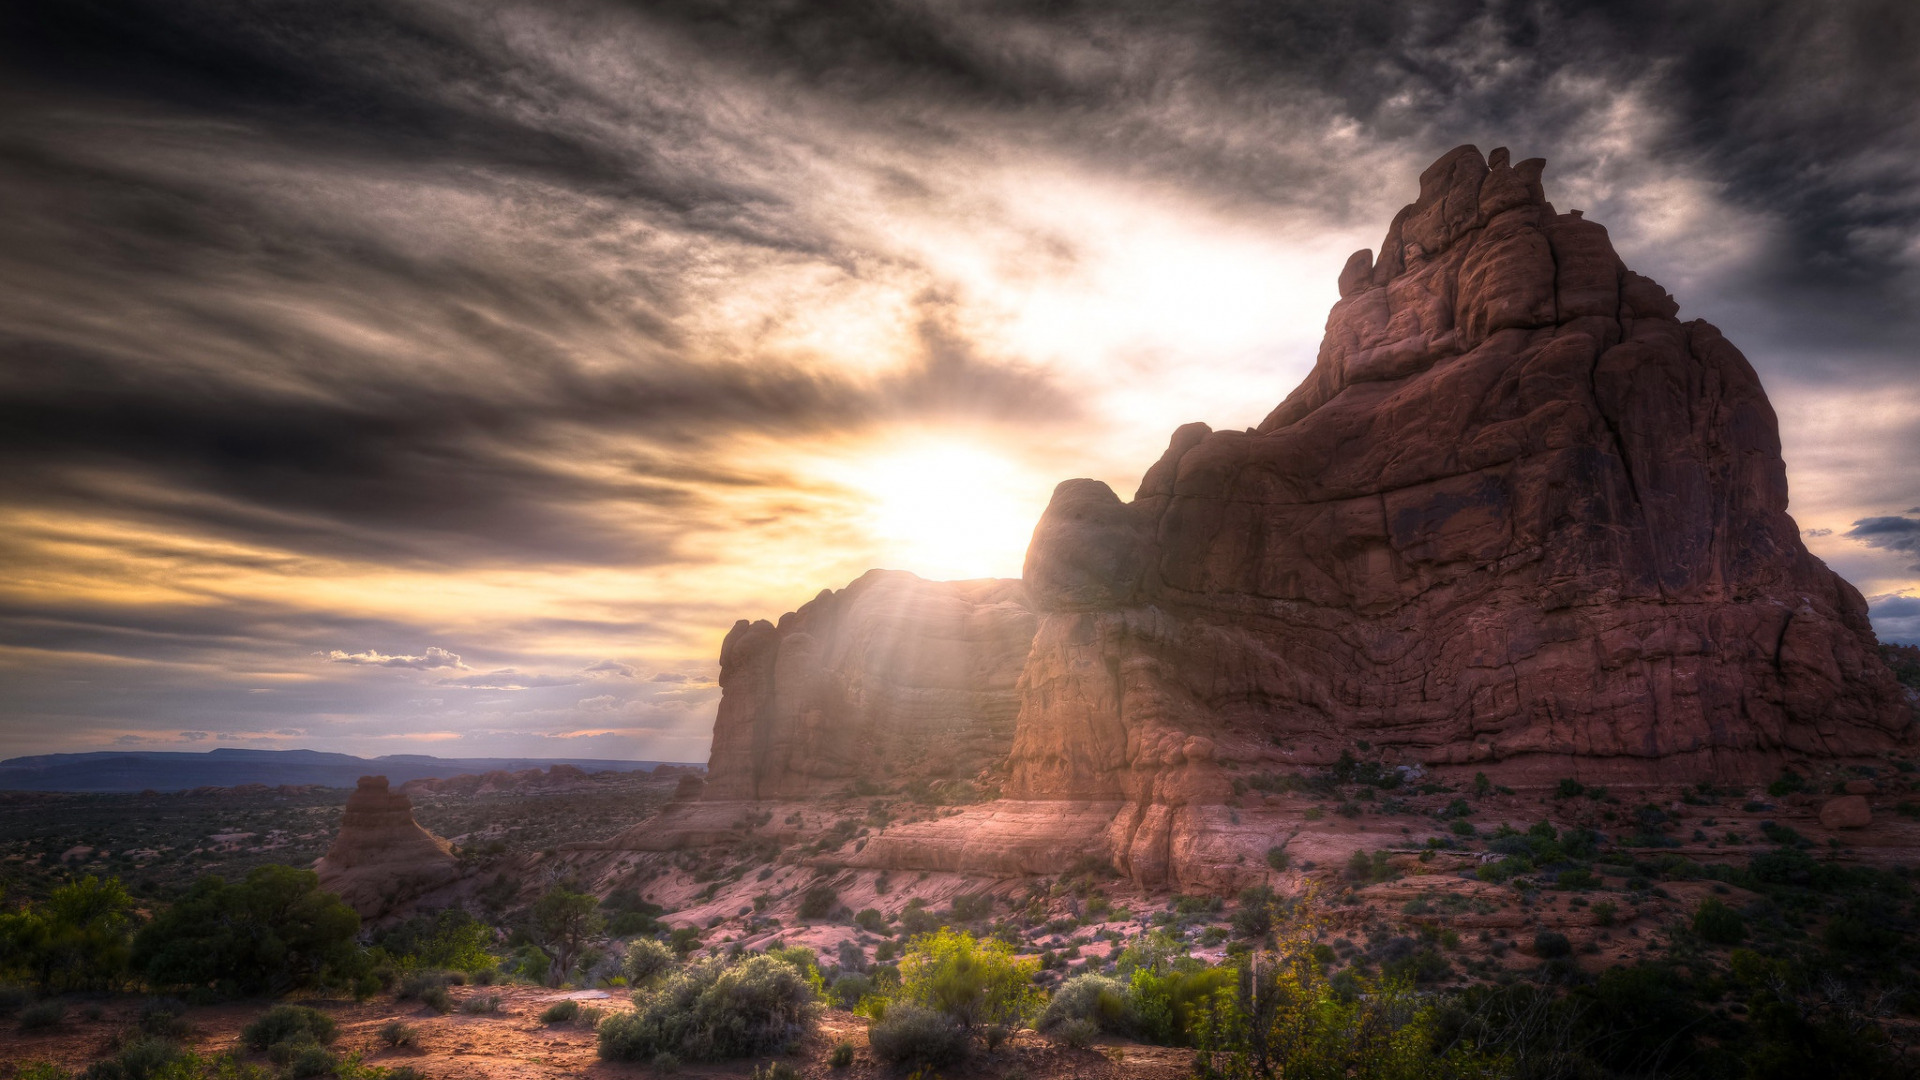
[1, 985, 1196, 1080]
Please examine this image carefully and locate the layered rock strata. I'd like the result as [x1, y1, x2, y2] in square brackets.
[704, 570, 1035, 800]
[691, 146, 1912, 891]
[314, 775, 460, 916]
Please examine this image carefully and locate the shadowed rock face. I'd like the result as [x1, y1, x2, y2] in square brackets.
[701, 146, 1912, 889]
[314, 775, 459, 917]
[704, 570, 1036, 800]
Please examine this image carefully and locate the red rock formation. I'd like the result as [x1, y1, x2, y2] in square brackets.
[704, 570, 1036, 799]
[314, 775, 460, 917]
[1005, 145, 1909, 884]
[694, 146, 1911, 891]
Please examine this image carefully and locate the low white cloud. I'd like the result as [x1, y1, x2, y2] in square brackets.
[322, 646, 468, 670]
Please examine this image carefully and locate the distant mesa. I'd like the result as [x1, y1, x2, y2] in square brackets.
[314, 775, 460, 917]
[0, 748, 692, 793]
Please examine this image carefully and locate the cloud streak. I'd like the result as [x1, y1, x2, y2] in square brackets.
[324, 646, 468, 670]
[1, 0, 1917, 755]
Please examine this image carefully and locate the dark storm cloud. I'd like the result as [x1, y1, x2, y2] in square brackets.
[1848, 515, 1920, 570]
[4, 0, 1915, 570]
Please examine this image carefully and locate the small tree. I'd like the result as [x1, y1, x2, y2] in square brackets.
[134, 865, 361, 996]
[893, 928, 1041, 1033]
[0, 876, 136, 991]
[532, 886, 604, 986]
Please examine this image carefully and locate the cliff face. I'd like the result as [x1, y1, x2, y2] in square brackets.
[1005, 146, 1908, 881]
[697, 145, 1911, 889]
[314, 775, 460, 917]
[703, 570, 1036, 800]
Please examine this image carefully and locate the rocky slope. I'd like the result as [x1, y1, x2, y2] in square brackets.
[666, 145, 1911, 891]
[314, 775, 461, 917]
[704, 570, 1035, 800]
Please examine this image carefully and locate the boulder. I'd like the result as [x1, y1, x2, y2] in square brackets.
[1820, 795, 1872, 829]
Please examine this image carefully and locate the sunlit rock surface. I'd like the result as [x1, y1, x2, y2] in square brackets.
[703, 570, 1036, 800]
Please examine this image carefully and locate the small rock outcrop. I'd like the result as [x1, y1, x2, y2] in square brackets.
[314, 775, 460, 917]
[704, 570, 1035, 799]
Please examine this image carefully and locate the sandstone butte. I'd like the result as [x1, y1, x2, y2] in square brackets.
[612, 145, 1916, 895]
[315, 775, 460, 917]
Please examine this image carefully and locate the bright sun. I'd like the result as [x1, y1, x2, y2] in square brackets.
[840, 438, 1052, 581]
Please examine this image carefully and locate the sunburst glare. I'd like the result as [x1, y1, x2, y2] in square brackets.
[833, 437, 1053, 582]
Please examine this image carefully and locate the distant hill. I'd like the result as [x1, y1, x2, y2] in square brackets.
[0, 747, 700, 792]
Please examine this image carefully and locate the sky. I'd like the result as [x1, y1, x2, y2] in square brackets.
[1, 0, 1917, 762]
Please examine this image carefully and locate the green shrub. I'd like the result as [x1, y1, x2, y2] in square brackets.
[828, 1039, 854, 1067]
[284, 1044, 337, 1079]
[893, 928, 1041, 1031]
[1532, 931, 1572, 959]
[1766, 770, 1806, 798]
[1264, 846, 1290, 872]
[829, 972, 873, 1010]
[1692, 897, 1745, 945]
[797, 886, 837, 921]
[378, 1021, 417, 1048]
[866, 1003, 969, 1067]
[541, 999, 580, 1024]
[369, 908, 496, 972]
[749, 1062, 798, 1080]
[13, 1063, 69, 1080]
[460, 993, 501, 1014]
[0, 876, 136, 993]
[133, 866, 361, 997]
[1232, 886, 1275, 939]
[1556, 778, 1586, 798]
[1054, 1016, 1099, 1048]
[667, 927, 703, 956]
[136, 998, 192, 1040]
[1038, 973, 1134, 1035]
[18, 1000, 65, 1031]
[240, 1005, 335, 1051]
[1128, 965, 1237, 1046]
[419, 986, 452, 1014]
[78, 1036, 188, 1080]
[853, 908, 886, 933]
[597, 953, 822, 1062]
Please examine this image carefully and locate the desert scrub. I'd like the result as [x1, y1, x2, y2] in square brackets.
[378, 1021, 418, 1048]
[459, 993, 501, 1014]
[17, 1000, 65, 1032]
[1038, 974, 1135, 1035]
[828, 1040, 855, 1067]
[623, 937, 675, 984]
[1692, 897, 1746, 945]
[597, 952, 822, 1062]
[866, 1003, 970, 1067]
[797, 884, 838, 920]
[240, 1005, 335, 1052]
[891, 928, 1042, 1032]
